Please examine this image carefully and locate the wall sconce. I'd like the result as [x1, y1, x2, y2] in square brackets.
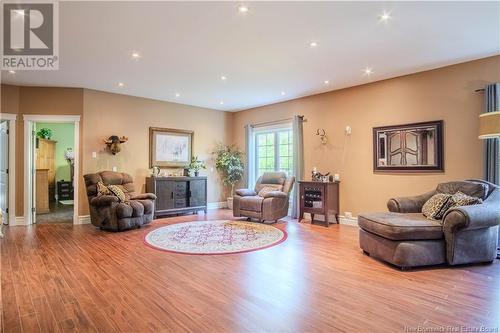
[316, 129, 328, 144]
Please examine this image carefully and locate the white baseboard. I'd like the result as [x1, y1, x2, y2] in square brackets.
[75, 215, 91, 225]
[207, 201, 228, 210]
[338, 215, 359, 227]
[303, 213, 358, 227]
[11, 216, 27, 226]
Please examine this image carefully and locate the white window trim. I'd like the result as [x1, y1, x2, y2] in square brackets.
[254, 123, 293, 181]
[23, 114, 80, 225]
[0, 113, 16, 225]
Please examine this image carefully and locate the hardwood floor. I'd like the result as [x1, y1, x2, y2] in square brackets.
[1, 209, 499, 332]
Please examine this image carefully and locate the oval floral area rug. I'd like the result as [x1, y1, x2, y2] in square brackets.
[144, 220, 287, 255]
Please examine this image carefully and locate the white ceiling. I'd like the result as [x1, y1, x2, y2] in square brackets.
[2, 1, 499, 111]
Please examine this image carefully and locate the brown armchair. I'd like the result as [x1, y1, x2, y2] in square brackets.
[84, 171, 156, 231]
[233, 172, 295, 223]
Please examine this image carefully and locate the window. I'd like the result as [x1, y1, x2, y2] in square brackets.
[255, 128, 293, 180]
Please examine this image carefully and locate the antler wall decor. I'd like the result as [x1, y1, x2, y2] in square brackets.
[104, 135, 128, 155]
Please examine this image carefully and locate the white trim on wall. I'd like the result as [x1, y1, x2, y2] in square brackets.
[22, 115, 81, 225]
[0, 113, 16, 225]
[207, 201, 228, 210]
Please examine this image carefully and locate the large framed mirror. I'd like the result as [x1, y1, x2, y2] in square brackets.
[373, 120, 443, 172]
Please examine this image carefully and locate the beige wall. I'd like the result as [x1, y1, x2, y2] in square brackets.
[0, 85, 84, 216]
[232, 56, 500, 216]
[2, 55, 499, 219]
[81, 89, 233, 215]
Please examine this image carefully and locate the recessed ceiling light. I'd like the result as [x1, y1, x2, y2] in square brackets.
[131, 52, 141, 59]
[281, 91, 286, 96]
[324, 80, 330, 85]
[220, 75, 227, 81]
[363, 68, 373, 76]
[219, 101, 224, 105]
[309, 41, 318, 48]
[238, 4, 248, 13]
[118, 82, 125, 87]
[175, 93, 180, 97]
[8, 70, 15, 74]
[379, 11, 391, 22]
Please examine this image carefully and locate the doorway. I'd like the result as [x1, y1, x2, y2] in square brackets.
[34, 122, 75, 223]
[23, 115, 80, 225]
[0, 120, 9, 222]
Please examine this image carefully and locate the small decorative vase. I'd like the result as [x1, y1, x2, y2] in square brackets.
[194, 171, 199, 177]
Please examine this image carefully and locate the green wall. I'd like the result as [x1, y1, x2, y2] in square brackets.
[35, 122, 75, 182]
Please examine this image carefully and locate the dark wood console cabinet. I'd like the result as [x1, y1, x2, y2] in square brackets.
[146, 176, 207, 218]
[298, 181, 340, 227]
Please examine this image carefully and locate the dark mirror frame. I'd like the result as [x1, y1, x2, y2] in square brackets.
[373, 120, 444, 173]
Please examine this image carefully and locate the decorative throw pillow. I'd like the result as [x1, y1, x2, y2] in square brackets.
[451, 191, 482, 207]
[96, 181, 111, 196]
[422, 193, 454, 220]
[107, 185, 127, 203]
[258, 186, 281, 197]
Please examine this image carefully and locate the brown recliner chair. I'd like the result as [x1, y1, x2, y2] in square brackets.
[359, 180, 500, 269]
[84, 171, 156, 231]
[233, 172, 295, 223]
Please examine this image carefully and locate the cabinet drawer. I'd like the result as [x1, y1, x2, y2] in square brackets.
[175, 199, 187, 208]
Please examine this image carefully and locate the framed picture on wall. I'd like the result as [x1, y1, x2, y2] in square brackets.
[373, 120, 444, 172]
[149, 127, 193, 168]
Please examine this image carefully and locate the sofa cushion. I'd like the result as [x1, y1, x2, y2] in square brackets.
[239, 196, 264, 212]
[358, 212, 444, 241]
[258, 186, 283, 197]
[437, 181, 486, 199]
[451, 191, 483, 207]
[422, 193, 454, 220]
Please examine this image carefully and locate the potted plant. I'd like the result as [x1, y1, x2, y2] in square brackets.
[37, 128, 52, 140]
[212, 143, 244, 209]
[187, 156, 206, 177]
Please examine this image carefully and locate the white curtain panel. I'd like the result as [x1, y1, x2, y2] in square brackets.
[245, 124, 255, 188]
[292, 115, 305, 218]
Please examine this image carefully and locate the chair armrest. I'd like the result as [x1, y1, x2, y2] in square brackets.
[443, 203, 500, 233]
[235, 189, 257, 197]
[130, 193, 157, 200]
[262, 191, 288, 199]
[90, 195, 119, 207]
[387, 191, 435, 213]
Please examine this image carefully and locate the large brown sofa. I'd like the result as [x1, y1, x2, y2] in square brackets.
[84, 171, 156, 231]
[233, 172, 295, 223]
[358, 180, 500, 269]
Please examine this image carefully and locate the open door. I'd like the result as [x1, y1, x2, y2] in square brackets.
[0, 120, 8, 223]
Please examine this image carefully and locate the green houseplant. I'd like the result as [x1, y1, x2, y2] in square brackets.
[37, 128, 53, 140]
[212, 143, 244, 209]
[187, 156, 206, 177]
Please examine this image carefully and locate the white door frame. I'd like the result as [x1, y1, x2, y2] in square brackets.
[23, 115, 80, 225]
[0, 113, 16, 226]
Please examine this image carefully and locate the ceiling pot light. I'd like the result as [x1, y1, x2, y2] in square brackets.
[309, 41, 318, 47]
[8, 70, 15, 74]
[379, 11, 391, 22]
[131, 52, 141, 59]
[324, 80, 330, 85]
[118, 82, 125, 87]
[363, 68, 373, 76]
[219, 101, 224, 105]
[175, 93, 180, 97]
[220, 75, 227, 81]
[281, 91, 286, 96]
[238, 4, 248, 13]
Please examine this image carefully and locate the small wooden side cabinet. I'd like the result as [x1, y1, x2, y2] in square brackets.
[298, 181, 340, 227]
[146, 176, 207, 218]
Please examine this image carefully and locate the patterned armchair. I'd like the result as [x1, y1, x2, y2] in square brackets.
[84, 171, 156, 231]
[233, 172, 295, 223]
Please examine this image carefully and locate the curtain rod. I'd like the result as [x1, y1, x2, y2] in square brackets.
[475, 89, 485, 92]
[250, 115, 307, 128]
